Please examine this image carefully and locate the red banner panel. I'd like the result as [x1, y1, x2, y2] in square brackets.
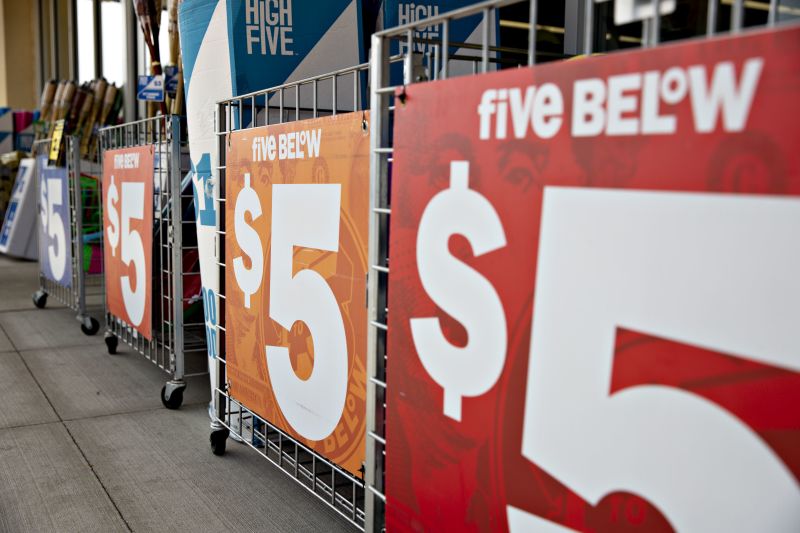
[102, 146, 155, 340]
[386, 26, 800, 532]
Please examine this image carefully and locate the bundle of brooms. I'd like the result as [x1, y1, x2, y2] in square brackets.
[34, 78, 123, 162]
[32, 0, 185, 161]
[167, 0, 184, 116]
[135, 0, 185, 118]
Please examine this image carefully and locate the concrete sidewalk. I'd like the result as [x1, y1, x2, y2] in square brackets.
[0, 256, 353, 532]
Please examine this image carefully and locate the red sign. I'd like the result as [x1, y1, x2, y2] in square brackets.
[102, 146, 155, 340]
[386, 27, 800, 532]
[224, 114, 370, 476]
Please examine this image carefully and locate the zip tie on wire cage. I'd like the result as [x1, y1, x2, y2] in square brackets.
[398, 86, 408, 106]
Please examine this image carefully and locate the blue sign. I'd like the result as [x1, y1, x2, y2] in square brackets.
[192, 153, 215, 227]
[2, 165, 28, 244]
[165, 65, 180, 96]
[226, 0, 363, 96]
[383, 0, 499, 83]
[137, 75, 166, 102]
[178, 0, 366, 364]
[37, 158, 72, 287]
[0, 202, 16, 246]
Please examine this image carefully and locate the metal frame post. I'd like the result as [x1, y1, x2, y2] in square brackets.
[584, 0, 595, 55]
[732, 0, 745, 33]
[169, 115, 185, 382]
[36, 0, 46, 96]
[565, 0, 588, 56]
[528, 0, 538, 65]
[768, 0, 778, 26]
[93, 0, 103, 78]
[49, 0, 60, 79]
[70, 136, 87, 323]
[67, 0, 78, 80]
[365, 32, 390, 533]
[213, 102, 228, 429]
[124, 0, 139, 122]
[707, 0, 718, 36]
[652, 0, 662, 46]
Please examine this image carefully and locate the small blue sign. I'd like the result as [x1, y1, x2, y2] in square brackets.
[165, 65, 180, 96]
[137, 74, 165, 102]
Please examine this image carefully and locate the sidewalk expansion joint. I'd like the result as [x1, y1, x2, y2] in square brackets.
[0, 321, 134, 532]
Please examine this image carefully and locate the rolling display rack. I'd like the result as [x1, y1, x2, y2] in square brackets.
[99, 115, 207, 409]
[32, 135, 104, 336]
[212, 65, 373, 529]
[363, 0, 786, 530]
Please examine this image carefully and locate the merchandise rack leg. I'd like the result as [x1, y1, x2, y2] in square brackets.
[104, 332, 118, 354]
[32, 289, 48, 309]
[77, 313, 100, 336]
[210, 420, 229, 456]
[161, 380, 186, 410]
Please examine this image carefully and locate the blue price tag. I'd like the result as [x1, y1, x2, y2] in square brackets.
[137, 75, 165, 102]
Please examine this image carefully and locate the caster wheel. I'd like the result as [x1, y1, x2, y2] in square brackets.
[81, 317, 100, 336]
[161, 384, 184, 410]
[210, 429, 229, 456]
[32, 291, 47, 309]
[104, 334, 118, 354]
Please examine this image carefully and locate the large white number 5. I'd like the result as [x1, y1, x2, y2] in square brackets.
[46, 178, 67, 280]
[120, 182, 146, 326]
[510, 188, 800, 532]
[266, 184, 348, 441]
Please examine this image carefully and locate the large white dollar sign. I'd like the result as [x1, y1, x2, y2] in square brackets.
[233, 173, 264, 308]
[106, 175, 119, 257]
[411, 160, 508, 421]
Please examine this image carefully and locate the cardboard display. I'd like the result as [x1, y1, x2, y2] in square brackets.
[0, 158, 37, 260]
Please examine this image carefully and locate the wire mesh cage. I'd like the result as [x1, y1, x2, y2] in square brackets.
[32, 136, 104, 336]
[363, 0, 793, 531]
[212, 64, 372, 530]
[99, 115, 207, 409]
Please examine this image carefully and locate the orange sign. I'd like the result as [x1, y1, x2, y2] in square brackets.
[225, 113, 369, 476]
[102, 145, 155, 340]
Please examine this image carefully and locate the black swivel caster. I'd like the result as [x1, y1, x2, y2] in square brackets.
[210, 428, 229, 456]
[32, 290, 47, 309]
[81, 317, 100, 336]
[104, 333, 118, 354]
[161, 382, 185, 410]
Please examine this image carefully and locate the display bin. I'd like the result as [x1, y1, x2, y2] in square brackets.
[362, 0, 796, 531]
[212, 65, 373, 529]
[32, 135, 104, 335]
[364, 2, 534, 529]
[99, 115, 207, 409]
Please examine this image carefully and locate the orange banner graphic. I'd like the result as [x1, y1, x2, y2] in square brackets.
[102, 145, 155, 340]
[225, 112, 369, 476]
